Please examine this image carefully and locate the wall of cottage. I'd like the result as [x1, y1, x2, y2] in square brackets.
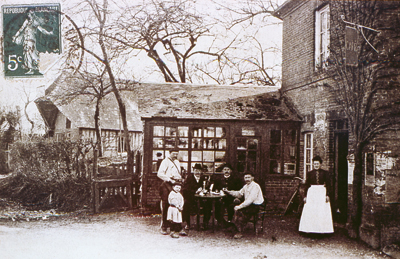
[280, 0, 400, 249]
[359, 134, 400, 249]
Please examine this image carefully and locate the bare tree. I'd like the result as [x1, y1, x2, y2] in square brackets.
[111, 0, 236, 83]
[63, 0, 135, 170]
[327, 0, 400, 238]
[207, 0, 281, 85]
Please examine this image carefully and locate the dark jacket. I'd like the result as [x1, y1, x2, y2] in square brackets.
[214, 174, 243, 192]
[305, 169, 331, 197]
[182, 174, 206, 200]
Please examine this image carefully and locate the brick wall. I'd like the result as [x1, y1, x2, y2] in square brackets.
[281, 1, 317, 91]
[264, 178, 300, 214]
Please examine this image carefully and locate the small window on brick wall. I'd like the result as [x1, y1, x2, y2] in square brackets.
[304, 133, 313, 175]
[315, 4, 330, 69]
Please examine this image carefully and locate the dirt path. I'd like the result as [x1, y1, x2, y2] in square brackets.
[0, 212, 388, 259]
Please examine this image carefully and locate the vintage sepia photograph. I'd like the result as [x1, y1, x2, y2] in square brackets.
[0, 0, 399, 258]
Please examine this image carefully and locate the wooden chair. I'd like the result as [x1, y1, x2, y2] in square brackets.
[248, 196, 268, 234]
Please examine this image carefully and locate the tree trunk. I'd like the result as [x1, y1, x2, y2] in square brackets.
[347, 144, 364, 238]
[94, 97, 102, 157]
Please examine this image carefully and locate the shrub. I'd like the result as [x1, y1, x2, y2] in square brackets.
[0, 138, 94, 212]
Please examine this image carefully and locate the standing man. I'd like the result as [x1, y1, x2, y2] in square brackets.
[157, 148, 182, 235]
[224, 172, 264, 239]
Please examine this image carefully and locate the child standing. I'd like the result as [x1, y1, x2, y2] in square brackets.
[167, 181, 185, 238]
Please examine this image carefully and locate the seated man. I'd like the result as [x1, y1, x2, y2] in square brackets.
[214, 163, 243, 224]
[224, 172, 264, 239]
[182, 163, 213, 230]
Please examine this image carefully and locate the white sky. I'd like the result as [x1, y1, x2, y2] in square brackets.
[0, 0, 285, 133]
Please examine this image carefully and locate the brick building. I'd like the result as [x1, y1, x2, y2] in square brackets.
[275, 0, 400, 249]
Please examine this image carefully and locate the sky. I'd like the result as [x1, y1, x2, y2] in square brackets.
[0, 0, 285, 133]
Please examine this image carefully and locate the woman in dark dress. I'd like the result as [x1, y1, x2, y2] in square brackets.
[299, 156, 334, 234]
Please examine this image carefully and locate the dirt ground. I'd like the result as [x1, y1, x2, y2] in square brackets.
[0, 206, 390, 259]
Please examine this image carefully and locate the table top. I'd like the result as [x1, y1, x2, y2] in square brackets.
[194, 192, 225, 199]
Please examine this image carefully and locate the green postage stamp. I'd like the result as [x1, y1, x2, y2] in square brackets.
[3, 4, 61, 77]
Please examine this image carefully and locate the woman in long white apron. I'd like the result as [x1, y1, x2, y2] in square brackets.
[299, 156, 334, 234]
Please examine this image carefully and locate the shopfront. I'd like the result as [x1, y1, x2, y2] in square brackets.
[141, 117, 302, 209]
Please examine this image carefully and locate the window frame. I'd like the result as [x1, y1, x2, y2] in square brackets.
[304, 132, 313, 178]
[315, 4, 330, 69]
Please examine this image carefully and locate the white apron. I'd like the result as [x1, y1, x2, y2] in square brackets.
[299, 185, 334, 233]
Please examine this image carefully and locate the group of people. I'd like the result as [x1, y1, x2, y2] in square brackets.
[157, 147, 334, 239]
[157, 148, 264, 239]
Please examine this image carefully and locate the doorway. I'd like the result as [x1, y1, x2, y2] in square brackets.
[334, 132, 348, 223]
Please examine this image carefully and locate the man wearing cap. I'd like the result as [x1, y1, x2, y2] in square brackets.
[224, 172, 264, 239]
[214, 163, 243, 224]
[157, 148, 182, 235]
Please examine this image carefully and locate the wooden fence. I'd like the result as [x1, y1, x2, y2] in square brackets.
[92, 150, 142, 213]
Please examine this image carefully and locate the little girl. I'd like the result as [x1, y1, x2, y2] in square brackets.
[167, 181, 184, 238]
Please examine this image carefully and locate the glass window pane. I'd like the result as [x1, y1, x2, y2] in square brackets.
[216, 127, 226, 138]
[215, 162, 225, 173]
[248, 139, 258, 150]
[248, 161, 257, 172]
[285, 129, 297, 144]
[192, 138, 202, 149]
[165, 137, 176, 149]
[153, 126, 164, 136]
[165, 127, 177, 137]
[306, 134, 311, 148]
[215, 151, 225, 162]
[284, 163, 296, 175]
[237, 162, 245, 173]
[192, 127, 202, 138]
[206, 139, 214, 149]
[237, 138, 246, 150]
[203, 151, 214, 162]
[271, 130, 281, 144]
[153, 150, 164, 161]
[248, 151, 257, 161]
[180, 151, 189, 162]
[191, 151, 202, 161]
[180, 163, 188, 173]
[178, 138, 189, 149]
[216, 139, 226, 150]
[270, 145, 281, 159]
[204, 127, 214, 138]
[237, 150, 246, 161]
[203, 163, 214, 174]
[153, 138, 164, 148]
[270, 160, 280, 174]
[306, 149, 311, 163]
[178, 127, 189, 137]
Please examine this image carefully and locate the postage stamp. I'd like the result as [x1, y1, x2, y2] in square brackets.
[2, 4, 61, 77]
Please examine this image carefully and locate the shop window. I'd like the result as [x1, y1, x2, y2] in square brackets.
[269, 129, 281, 174]
[151, 125, 226, 174]
[269, 129, 298, 175]
[236, 137, 259, 174]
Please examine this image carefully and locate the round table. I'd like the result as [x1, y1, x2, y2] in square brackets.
[194, 192, 225, 232]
